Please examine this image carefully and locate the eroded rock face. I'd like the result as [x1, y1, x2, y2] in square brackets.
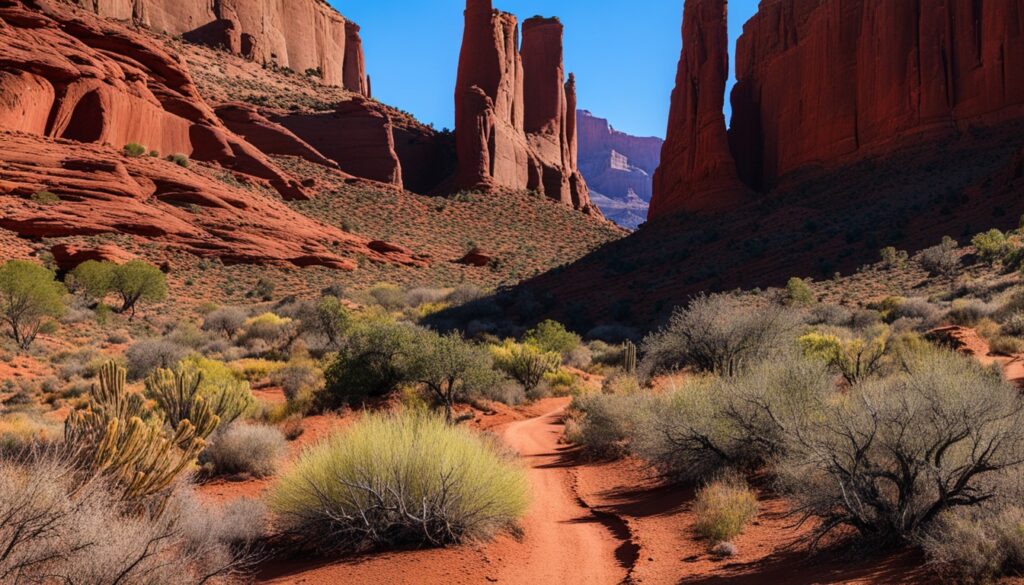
[649, 0, 747, 218]
[650, 0, 1024, 220]
[577, 110, 663, 228]
[454, 0, 596, 215]
[0, 0, 307, 201]
[215, 103, 340, 170]
[67, 0, 369, 91]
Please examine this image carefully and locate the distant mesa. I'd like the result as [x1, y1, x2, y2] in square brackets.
[576, 110, 662, 229]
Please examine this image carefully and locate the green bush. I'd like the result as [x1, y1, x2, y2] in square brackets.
[70, 260, 115, 299]
[407, 330, 497, 421]
[270, 412, 529, 553]
[490, 341, 561, 395]
[166, 153, 190, 168]
[693, 475, 759, 542]
[105, 260, 166, 317]
[0, 260, 65, 349]
[368, 283, 408, 311]
[320, 320, 419, 408]
[778, 352, 1024, 545]
[798, 325, 891, 385]
[30, 190, 59, 204]
[785, 277, 815, 306]
[568, 392, 649, 458]
[123, 143, 146, 157]
[525, 320, 581, 357]
[880, 246, 909, 269]
[972, 229, 1013, 266]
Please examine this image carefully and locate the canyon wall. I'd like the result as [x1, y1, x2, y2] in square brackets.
[67, 0, 369, 93]
[651, 0, 1024, 219]
[454, 0, 595, 214]
[577, 110, 662, 229]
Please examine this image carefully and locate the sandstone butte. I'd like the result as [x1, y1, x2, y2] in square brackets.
[66, 0, 370, 93]
[577, 109, 663, 203]
[454, 0, 597, 215]
[651, 0, 1024, 220]
[0, 0, 423, 271]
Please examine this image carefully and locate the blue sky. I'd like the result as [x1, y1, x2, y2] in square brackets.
[330, 1, 759, 139]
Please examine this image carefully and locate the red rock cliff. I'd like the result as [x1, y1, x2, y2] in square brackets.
[67, 0, 369, 92]
[454, 0, 595, 215]
[651, 0, 1024, 220]
[649, 0, 747, 218]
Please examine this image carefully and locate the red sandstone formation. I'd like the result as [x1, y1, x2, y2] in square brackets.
[651, 0, 1024, 220]
[0, 0, 307, 201]
[650, 0, 747, 218]
[0, 132, 422, 270]
[67, 0, 369, 92]
[50, 244, 134, 272]
[454, 0, 596, 215]
[457, 248, 496, 267]
[215, 103, 340, 170]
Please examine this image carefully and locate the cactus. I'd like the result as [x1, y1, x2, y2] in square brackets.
[623, 340, 638, 374]
[64, 361, 207, 504]
[145, 368, 220, 440]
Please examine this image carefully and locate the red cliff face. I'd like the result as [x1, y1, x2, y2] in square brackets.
[454, 1, 596, 215]
[68, 0, 369, 92]
[649, 0, 747, 218]
[651, 0, 1024, 219]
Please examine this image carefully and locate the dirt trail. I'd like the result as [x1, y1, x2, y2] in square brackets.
[492, 404, 633, 584]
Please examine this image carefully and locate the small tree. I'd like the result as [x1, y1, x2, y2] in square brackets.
[918, 236, 961, 281]
[785, 277, 815, 306]
[69, 260, 115, 300]
[110, 260, 167, 318]
[0, 260, 65, 349]
[409, 331, 497, 422]
[880, 246, 909, 270]
[307, 296, 351, 351]
[321, 321, 419, 409]
[525, 319, 581, 357]
[491, 341, 561, 395]
[972, 229, 1013, 266]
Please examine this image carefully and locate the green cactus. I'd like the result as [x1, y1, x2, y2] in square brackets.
[145, 368, 220, 440]
[64, 361, 207, 504]
[623, 340, 638, 374]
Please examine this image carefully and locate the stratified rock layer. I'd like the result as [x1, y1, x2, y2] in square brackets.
[67, 0, 369, 91]
[454, 1, 595, 215]
[650, 0, 746, 218]
[650, 0, 1024, 219]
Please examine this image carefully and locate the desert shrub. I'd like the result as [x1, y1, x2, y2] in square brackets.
[204, 423, 286, 477]
[166, 322, 210, 350]
[0, 411, 61, 456]
[270, 412, 528, 553]
[69, 260, 115, 299]
[565, 344, 593, 369]
[406, 287, 449, 307]
[601, 372, 642, 395]
[167, 153, 190, 168]
[947, 299, 997, 326]
[798, 325, 891, 385]
[0, 457, 258, 584]
[921, 507, 1024, 584]
[490, 341, 561, 395]
[270, 359, 323, 403]
[30, 190, 59, 204]
[320, 321, 419, 408]
[228, 358, 283, 382]
[478, 379, 527, 406]
[1002, 312, 1024, 337]
[122, 142, 146, 157]
[202, 306, 248, 338]
[525, 319, 581, 356]
[125, 337, 188, 379]
[972, 229, 1013, 266]
[406, 330, 497, 421]
[368, 283, 408, 311]
[778, 352, 1024, 545]
[693, 475, 759, 542]
[880, 246, 910, 269]
[0, 260, 65, 349]
[301, 296, 350, 351]
[109, 260, 167, 317]
[241, 312, 294, 351]
[785, 277, 815, 306]
[890, 297, 941, 325]
[806, 303, 854, 327]
[989, 335, 1024, 355]
[635, 357, 832, 482]
[569, 392, 650, 457]
[641, 293, 799, 378]
[446, 284, 485, 306]
[918, 236, 961, 279]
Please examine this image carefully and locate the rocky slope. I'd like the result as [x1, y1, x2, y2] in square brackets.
[652, 0, 1024, 218]
[454, 0, 596, 215]
[65, 0, 369, 93]
[577, 110, 662, 229]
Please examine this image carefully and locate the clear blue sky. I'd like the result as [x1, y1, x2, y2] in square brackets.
[330, 1, 760, 139]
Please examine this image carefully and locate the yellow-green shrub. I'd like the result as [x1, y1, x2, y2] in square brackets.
[693, 475, 759, 542]
[271, 412, 528, 552]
